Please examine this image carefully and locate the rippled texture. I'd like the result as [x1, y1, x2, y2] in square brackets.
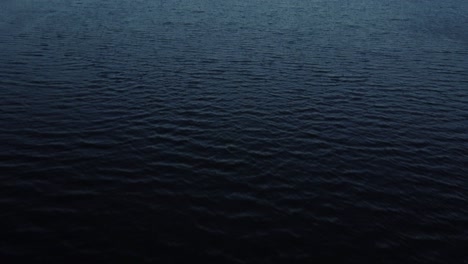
[1, 0, 468, 263]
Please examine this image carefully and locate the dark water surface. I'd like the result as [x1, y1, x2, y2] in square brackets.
[1, 0, 467, 262]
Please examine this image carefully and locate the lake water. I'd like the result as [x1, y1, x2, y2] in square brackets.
[1, 0, 467, 262]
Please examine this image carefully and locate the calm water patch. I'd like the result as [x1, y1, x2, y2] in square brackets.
[1, 0, 467, 263]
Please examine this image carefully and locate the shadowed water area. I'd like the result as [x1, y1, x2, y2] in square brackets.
[1, 0, 467, 263]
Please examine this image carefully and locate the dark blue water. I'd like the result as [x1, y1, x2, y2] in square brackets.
[1, 0, 467, 262]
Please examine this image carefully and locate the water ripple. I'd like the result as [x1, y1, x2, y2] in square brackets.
[1, 0, 468, 263]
